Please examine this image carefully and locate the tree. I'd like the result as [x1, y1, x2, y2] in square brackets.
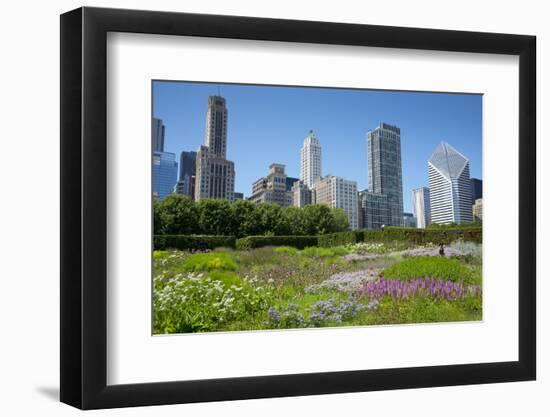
[154, 194, 198, 235]
[196, 199, 233, 235]
[282, 206, 307, 235]
[302, 204, 336, 235]
[331, 208, 350, 232]
[257, 203, 289, 235]
[229, 200, 262, 237]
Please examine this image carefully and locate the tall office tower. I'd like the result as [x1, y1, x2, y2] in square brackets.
[153, 151, 177, 200]
[470, 178, 483, 204]
[312, 176, 358, 230]
[152, 117, 165, 152]
[367, 122, 404, 226]
[358, 189, 390, 230]
[250, 163, 293, 207]
[300, 130, 322, 188]
[174, 151, 197, 199]
[204, 96, 228, 158]
[292, 181, 312, 208]
[428, 142, 473, 224]
[195, 96, 236, 201]
[412, 187, 431, 228]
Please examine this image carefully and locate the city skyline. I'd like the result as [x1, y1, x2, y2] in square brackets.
[153, 81, 482, 212]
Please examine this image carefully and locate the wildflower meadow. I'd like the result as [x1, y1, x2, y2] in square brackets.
[153, 235, 482, 334]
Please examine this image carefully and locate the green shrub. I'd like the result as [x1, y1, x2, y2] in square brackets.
[236, 235, 318, 250]
[302, 246, 348, 258]
[383, 256, 475, 284]
[274, 246, 299, 256]
[182, 252, 237, 272]
[318, 231, 358, 247]
[153, 235, 236, 250]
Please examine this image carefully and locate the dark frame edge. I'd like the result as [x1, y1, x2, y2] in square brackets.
[60, 7, 83, 409]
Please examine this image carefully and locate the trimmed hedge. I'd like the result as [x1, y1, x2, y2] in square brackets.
[236, 235, 318, 250]
[318, 228, 482, 247]
[154, 235, 236, 251]
[318, 231, 360, 247]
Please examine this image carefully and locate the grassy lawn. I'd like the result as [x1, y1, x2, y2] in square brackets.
[153, 241, 482, 334]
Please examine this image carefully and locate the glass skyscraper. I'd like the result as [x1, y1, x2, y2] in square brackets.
[428, 142, 473, 224]
[153, 151, 178, 200]
[367, 122, 404, 226]
[412, 186, 431, 228]
[152, 118, 165, 152]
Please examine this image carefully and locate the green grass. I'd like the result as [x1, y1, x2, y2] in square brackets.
[382, 256, 476, 284]
[182, 251, 237, 272]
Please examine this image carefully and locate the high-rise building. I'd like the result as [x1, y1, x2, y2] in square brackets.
[403, 212, 417, 228]
[300, 130, 322, 188]
[428, 142, 473, 224]
[153, 151, 177, 200]
[194, 96, 236, 201]
[358, 190, 390, 230]
[292, 181, 312, 208]
[367, 122, 404, 226]
[152, 117, 165, 152]
[412, 187, 431, 228]
[233, 192, 244, 200]
[312, 176, 358, 230]
[250, 163, 293, 207]
[473, 198, 483, 222]
[174, 151, 197, 199]
[470, 178, 483, 204]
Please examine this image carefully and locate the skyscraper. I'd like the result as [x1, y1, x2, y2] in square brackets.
[403, 212, 417, 228]
[367, 122, 404, 226]
[153, 151, 177, 200]
[300, 130, 322, 188]
[358, 190, 390, 230]
[412, 187, 431, 228]
[428, 142, 473, 224]
[312, 176, 358, 230]
[174, 151, 197, 199]
[194, 96, 236, 201]
[152, 117, 165, 152]
[292, 181, 312, 208]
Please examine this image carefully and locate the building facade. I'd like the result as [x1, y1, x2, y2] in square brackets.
[300, 130, 322, 188]
[153, 151, 177, 200]
[412, 186, 431, 228]
[194, 96, 236, 201]
[312, 176, 358, 230]
[358, 190, 390, 230]
[473, 198, 483, 222]
[250, 163, 293, 207]
[470, 178, 483, 204]
[174, 151, 197, 199]
[428, 142, 473, 224]
[367, 122, 404, 226]
[292, 180, 312, 208]
[152, 117, 165, 152]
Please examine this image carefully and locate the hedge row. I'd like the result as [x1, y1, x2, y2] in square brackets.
[236, 235, 319, 250]
[154, 235, 236, 250]
[319, 228, 482, 246]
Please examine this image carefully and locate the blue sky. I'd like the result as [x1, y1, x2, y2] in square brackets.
[153, 81, 482, 212]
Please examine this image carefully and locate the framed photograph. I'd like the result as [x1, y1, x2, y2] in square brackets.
[60, 6, 536, 410]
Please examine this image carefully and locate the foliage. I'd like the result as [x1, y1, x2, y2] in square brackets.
[153, 235, 236, 250]
[318, 231, 358, 247]
[182, 252, 238, 272]
[154, 195, 351, 237]
[235, 235, 318, 250]
[382, 256, 476, 284]
[154, 272, 269, 333]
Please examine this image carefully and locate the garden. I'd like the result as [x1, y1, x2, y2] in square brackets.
[153, 237, 482, 334]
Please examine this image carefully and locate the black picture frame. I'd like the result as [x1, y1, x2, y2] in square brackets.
[60, 6, 536, 410]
